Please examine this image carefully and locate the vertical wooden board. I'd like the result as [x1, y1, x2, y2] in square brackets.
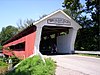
[25, 32, 36, 58]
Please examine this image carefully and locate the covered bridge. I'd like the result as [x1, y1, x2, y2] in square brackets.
[3, 10, 81, 59]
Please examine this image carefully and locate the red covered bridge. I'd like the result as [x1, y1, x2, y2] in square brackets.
[3, 10, 81, 59]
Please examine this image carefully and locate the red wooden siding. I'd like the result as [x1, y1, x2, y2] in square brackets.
[25, 32, 36, 58]
[3, 36, 26, 58]
[3, 25, 36, 59]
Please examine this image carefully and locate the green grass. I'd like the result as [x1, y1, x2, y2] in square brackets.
[0, 61, 8, 67]
[0, 58, 2, 61]
[6, 55, 56, 75]
[0, 61, 8, 75]
[77, 53, 100, 58]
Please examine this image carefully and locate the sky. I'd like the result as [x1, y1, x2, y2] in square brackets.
[0, 0, 85, 31]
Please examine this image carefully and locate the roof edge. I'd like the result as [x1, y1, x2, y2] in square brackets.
[33, 9, 82, 29]
[33, 9, 63, 25]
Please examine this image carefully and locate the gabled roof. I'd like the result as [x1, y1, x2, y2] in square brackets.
[3, 9, 82, 45]
[33, 9, 82, 29]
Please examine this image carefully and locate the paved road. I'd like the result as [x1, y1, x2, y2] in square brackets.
[44, 55, 100, 75]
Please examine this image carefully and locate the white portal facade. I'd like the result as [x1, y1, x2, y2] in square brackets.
[33, 10, 82, 54]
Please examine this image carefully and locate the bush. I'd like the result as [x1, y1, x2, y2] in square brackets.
[0, 45, 3, 50]
[6, 55, 56, 75]
[0, 61, 8, 75]
[9, 56, 21, 66]
[0, 61, 8, 67]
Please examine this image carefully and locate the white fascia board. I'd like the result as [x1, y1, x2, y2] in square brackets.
[33, 9, 82, 29]
[60, 10, 82, 29]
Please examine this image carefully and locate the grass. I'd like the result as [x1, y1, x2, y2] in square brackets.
[0, 58, 2, 61]
[77, 53, 100, 58]
[0, 61, 8, 67]
[6, 55, 56, 75]
[0, 61, 8, 75]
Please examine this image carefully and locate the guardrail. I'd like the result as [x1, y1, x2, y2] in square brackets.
[75, 51, 100, 55]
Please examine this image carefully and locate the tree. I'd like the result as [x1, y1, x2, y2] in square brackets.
[84, 0, 99, 50]
[62, 0, 84, 20]
[17, 19, 35, 32]
[17, 15, 47, 32]
[39, 14, 47, 19]
[0, 25, 18, 45]
[62, 0, 99, 51]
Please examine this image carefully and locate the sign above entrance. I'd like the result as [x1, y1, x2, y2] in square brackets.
[47, 18, 71, 25]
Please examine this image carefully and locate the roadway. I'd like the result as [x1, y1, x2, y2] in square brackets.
[44, 55, 100, 75]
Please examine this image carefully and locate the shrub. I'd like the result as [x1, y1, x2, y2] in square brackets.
[0, 61, 8, 75]
[9, 56, 21, 66]
[6, 55, 56, 75]
[0, 61, 8, 67]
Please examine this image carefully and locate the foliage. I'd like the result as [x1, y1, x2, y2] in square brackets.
[9, 56, 21, 67]
[63, 0, 84, 20]
[17, 15, 47, 32]
[39, 14, 47, 19]
[84, 0, 99, 50]
[77, 53, 100, 58]
[0, 61, 8, 67]
[6, 55, 56, 75]
[17, 19, 35, 32]
[0, 61, 8, 75]
[63, 0, 99, 51]
[0, 25, 18, 45]
[0, 46, 3, 51]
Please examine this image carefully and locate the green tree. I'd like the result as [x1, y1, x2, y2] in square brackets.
[62, 0, 83, 20]
[84, 0, 99, 50]
[0, 25, 18, 45]
[62, 0, 99, 51]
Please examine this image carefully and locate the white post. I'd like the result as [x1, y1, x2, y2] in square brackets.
[34, 25, 45, 63]
[34, 26, 42, 54]
[68, 28, 78, 53]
